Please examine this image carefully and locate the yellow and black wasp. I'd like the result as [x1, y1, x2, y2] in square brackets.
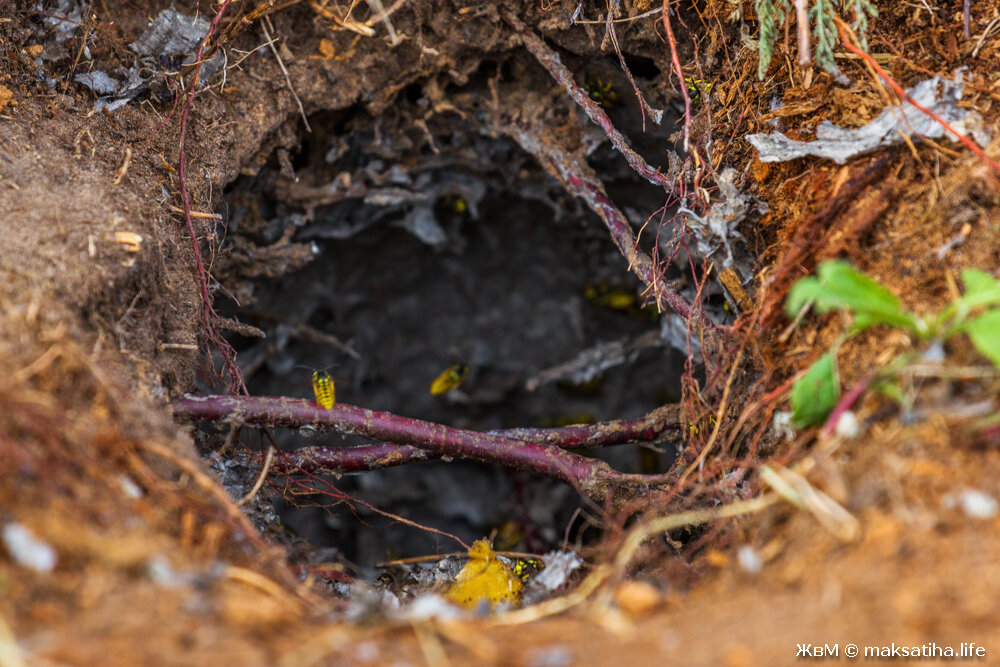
[683, 75, 714, 104]
[430, 364, 469, 396]
[585, 76, 621, 108]
[508, 556, 545, 582]
[297, 364, 336, 409]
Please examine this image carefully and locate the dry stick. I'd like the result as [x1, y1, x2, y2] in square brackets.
[173, 395, 675, 500]
[499, 11, 714, 332]
[495, 113, 704, 328]
[835, 20, 1000, 178]
[613, 493, 779, 572]
[500, 10, 676, 190]
[794, 0, 811, 64]
[176, 0, 248, 395]
[278, 405, 681, 473]
[660, 0, 691, 152]
[260, 15, 311, 132]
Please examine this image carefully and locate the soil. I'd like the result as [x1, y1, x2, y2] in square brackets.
[3, 0, 1000, 665]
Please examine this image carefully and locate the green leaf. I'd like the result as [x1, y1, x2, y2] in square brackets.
[963, 310, 1000, 369]
[785, 261, 917, 334]
[956, 269, 1000, 312]
[873, 378, 904, 404]
[791, 351, 840, 428]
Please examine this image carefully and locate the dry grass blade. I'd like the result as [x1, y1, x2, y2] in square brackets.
[487, 566, 612, 626]
[613, 494, 780, 572]
[759, 464, 860, 542]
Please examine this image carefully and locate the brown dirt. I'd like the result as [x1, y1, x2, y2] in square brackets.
[3, 0, 1000, 664]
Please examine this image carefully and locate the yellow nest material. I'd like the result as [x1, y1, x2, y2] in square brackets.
[445, 540, 523, 608]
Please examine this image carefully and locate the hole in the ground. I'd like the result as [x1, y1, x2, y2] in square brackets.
[623, 54, 660, 80]
[212, 69, 690, 571]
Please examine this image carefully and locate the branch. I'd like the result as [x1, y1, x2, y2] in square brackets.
[276, 405, 681, 473]
[660, 0, 691, 151]
[501, 9, 677, 190]
[493, 114, 705, 327]
[173, 396, 678, 501]
[177, 0, 247, 395]
[497, 10, 716, 334]
[794, 0, 811, 65]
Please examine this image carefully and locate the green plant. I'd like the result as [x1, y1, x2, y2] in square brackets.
[755, 0, 792, 80]
[755, 0, 878, 79]
[784, 260, 1000, 427]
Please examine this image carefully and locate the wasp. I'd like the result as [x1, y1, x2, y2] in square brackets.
[298, 365, 336, 409]
[585, 76, 621, 108]
[509, 556, 545, 582]
[688, 413, 718, 436]
[440, 193, 469, 215]
[683, 76, 714, 104]
[430, 364, 469, 395]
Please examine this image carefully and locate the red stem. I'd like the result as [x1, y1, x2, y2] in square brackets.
[500, 9, 677, 190]
[497, 10, 716, 332]
[176, 0, 248, 395]
[836, 21, 1000, 177]
[499, 118, 705, 326]
[820, 372, 873, 439]
[174, 395, 677, 500]
[661, 0, 691, 152]
[278, 407, 681, 473]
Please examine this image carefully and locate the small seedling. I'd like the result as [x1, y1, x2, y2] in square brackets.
[784, 261, 1000, 427]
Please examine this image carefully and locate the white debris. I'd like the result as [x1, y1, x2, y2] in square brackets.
[400, 594, 462, 621]
[521, 550, 583, 605]
[772, 411, 796, 442]
[737, 545, 762, 574]
[119, 475, 143, 498]
[526, 646, 573, 667]
[746, 74, 991, 165]
[2, 523, 57, 573]
[944, 489, 999, 519]
[74, 71, 120, 95]
[683, 168, 750, 268]
[353, 641, 379, 663]
[130, 8, 212, 60]
[834, 410, 860, 439]
[147, 555, 185, 588]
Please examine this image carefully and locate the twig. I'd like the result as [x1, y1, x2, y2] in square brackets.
[660, 0, 691, 151]
[501, 9, 677, 190]
[613, 493, 779, 572]
[604, 10, 663, 129]
[237, 444, 275, 505]
[176, 0, 248, 394]
[260, 15, 311, 132]
[277, 405, 681, 473]
[836, 19, 1000, 177]
[488, 565, 612, 626]
[794, 0, 811, 65]
[495, 115, 707, 328]
[168, 205, 223, 220]
[173, 395, 677, 501]
[112, 147, 132, 185]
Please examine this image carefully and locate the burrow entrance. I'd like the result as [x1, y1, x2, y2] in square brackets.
[201, 57, 718, 571]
